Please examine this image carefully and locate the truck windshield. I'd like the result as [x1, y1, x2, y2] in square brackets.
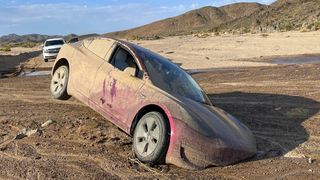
[45, 40, 64, 46]
[131, 44, 209, 104]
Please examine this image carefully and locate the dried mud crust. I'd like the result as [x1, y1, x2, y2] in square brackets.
[0, 64, 319, 179]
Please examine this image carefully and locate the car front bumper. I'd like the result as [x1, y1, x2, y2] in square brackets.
[43, 52, 58, 60]
[165, 117, 257, 170]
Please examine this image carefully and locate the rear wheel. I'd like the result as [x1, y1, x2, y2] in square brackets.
[133, 111, 170, 164]
[50, 65, 70, 100]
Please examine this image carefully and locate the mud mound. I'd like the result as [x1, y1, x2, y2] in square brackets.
[0, 51, 42, 78]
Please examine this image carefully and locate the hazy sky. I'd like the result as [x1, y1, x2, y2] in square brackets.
[0, 0, 276, 36]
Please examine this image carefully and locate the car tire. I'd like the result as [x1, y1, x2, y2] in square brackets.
[44, 59, 48, 62]
[50, 65, 71, 100]
[133, 111, 170, 164]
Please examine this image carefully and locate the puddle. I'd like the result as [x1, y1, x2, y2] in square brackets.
[19, 70, 51, 77]
[270, 54, 320, 65]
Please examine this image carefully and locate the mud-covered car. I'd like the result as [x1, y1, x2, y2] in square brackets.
[50, 37, 256, 169]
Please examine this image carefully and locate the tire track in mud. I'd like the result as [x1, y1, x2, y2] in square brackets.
[0, 136, 170, 179]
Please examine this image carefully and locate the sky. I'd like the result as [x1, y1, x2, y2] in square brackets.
[0, 0, 276, 36]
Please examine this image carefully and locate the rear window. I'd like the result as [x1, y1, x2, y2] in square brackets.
[45, 40, 64, 46]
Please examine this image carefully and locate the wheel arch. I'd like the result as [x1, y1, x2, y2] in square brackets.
[130, 104, 172, 136]
[52, 58, 69, 75]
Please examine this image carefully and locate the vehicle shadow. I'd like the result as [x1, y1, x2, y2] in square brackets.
[0, 50, 42, 78]
[208, 91, 320, 160]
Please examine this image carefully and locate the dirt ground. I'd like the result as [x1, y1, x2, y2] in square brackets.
[0, 32, 320, 179]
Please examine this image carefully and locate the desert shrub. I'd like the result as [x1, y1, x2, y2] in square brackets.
[131, 35, 143, 41]
[280, 21, 294, 31]
[0, 44, 11, 52]
[12, 42, 38, 48]
[300, 28, 309, 32]
[313, 21, 320, 30]
[240, 28, 251, 34]
[261, 33, 269, 37]
[193, 33, 210, 38]
[214, 31, 220, 36]
[305, 21, 320, 31]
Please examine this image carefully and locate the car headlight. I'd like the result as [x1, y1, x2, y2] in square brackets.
[178, 105, 214, 137]
[43, 49, 49, 53]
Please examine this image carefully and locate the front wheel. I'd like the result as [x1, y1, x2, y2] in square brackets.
[133, 111, 170, 164]
[50, 65, 71, 100]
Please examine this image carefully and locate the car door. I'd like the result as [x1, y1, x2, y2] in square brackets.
[88, 42, 117, 120]
[73, 39, 115, 99]
[106, 46, 145, 129]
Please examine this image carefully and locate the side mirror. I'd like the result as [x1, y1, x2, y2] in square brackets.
[124, 67, 136, 76]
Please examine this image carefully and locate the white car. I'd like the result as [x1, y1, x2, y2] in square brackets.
[42, 38, 65, 62]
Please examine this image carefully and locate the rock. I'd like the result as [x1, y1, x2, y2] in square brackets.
[41, 119, 54, 128]
[15, 128, 27, 139]
[111, 137, 120, 142]
[25, 129, 39, 136]
[308, 158, 314, 164]
[15, 128, 41, 139]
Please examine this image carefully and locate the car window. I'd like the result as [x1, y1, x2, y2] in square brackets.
[69, 38, 79, 43]
[87, 39, 114, 59]
[131, 44, 210, 104]
[110, 47, 137, 71]
[45, 40, 64, 46]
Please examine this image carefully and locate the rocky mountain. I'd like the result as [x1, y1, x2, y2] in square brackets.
[223, 0, 320, 33]
[106, 0, 320, 38]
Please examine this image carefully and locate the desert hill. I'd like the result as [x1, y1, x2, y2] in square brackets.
[105, 3, 264, 39]
[106, 0, 320, 38]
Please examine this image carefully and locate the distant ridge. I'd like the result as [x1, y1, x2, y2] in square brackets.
[0, 33, 99, 46]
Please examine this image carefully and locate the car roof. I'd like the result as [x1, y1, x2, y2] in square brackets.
[46, 38, 65, 42]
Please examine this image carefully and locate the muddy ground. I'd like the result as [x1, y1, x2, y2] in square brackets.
[0, 62, 319, 179]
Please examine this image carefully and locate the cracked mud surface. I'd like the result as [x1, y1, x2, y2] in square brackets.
[0, 64, 319, 179]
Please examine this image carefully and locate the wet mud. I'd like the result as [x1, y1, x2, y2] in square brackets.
[0, 63, 319, 179]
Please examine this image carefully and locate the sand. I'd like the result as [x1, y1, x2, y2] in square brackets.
[134, 31, 320, 69]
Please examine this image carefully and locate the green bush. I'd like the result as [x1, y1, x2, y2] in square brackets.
[0, 44, 11, 52]
[313, 21, 320, 30]
[280, 21, 294, 31]
[13, 42, 38, 48]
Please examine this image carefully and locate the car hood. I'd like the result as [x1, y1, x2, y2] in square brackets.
[43, 45, 63, 50]
[177, 96, 255, 149]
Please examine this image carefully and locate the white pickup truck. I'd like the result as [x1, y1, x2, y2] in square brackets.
[42, 38, 65, 62]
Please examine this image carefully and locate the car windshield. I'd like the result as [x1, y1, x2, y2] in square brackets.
[45, 40, 64, 46]
[131, 44, 209, 104]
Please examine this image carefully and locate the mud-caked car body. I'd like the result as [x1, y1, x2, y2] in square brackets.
[50, 37, 256, 169]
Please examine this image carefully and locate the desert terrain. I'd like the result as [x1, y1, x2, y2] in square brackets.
[0, 31, 320, 179]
